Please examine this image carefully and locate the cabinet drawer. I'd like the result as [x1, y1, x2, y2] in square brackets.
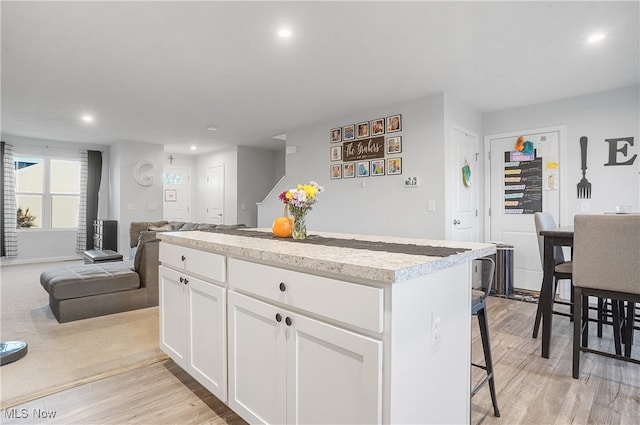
[160, 243, 226, 283]
[228, 258, 383, 333]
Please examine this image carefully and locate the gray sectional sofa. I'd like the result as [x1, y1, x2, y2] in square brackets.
[40, 220, 246, 323]
[40, 231, 160, 323]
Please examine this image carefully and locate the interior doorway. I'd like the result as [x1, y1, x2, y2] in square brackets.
[206, 165, 224, 224]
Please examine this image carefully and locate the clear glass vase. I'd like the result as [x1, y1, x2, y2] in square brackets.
[292, 214, 307, 240]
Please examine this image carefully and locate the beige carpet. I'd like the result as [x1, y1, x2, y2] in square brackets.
[0, 260, 168, 409]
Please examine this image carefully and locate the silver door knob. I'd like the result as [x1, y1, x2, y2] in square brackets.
[453, 219, 461, 225]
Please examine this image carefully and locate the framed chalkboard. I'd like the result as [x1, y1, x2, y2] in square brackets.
[503, 150, 542, 214]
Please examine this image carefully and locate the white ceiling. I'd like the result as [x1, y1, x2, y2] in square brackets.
[2, 1, 638, 155]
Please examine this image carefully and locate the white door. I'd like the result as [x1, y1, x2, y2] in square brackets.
[187, 276, 227, 402]
[487, 128, 561, 291]
[228, 292, 286, 425]
[206, 165, 224, 224]
[159, 266, 187, 368]
[163, 166, 191, 222]
[286, 311, 382, 425]
[451, 126, 480, 242]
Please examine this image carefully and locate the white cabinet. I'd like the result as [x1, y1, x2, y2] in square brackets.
[159, 256, 227, 402]
[228, 284, 382, 424]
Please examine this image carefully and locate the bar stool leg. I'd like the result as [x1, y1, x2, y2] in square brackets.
[582, 294, 589, 348]
[477, 307, 500, 417]
[597, 297, 604, 337]
[612, 300, 622, 356]
[624, 302, 635, 357]
[572, 288, 583, 379]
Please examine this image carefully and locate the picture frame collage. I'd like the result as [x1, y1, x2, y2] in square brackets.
[330, 114, 403, 180]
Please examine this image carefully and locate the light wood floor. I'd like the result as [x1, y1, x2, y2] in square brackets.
[2, 297, 638, 425]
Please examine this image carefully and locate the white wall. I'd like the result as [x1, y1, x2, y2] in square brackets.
[193, 146, 281, 227]
[483, 85, 640, 225]
[2, 135, 110, 263]
[237, 146, 278, 227]
[258, 93, 451, 239]
[109, 141, 164, 254]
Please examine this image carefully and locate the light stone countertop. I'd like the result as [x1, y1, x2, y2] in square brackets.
[158, 229, 496, 284]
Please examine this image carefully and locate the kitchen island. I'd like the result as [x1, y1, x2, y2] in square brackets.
[157, 229, 496, 425]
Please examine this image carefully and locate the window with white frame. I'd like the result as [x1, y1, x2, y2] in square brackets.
[15, 156, 81, 229]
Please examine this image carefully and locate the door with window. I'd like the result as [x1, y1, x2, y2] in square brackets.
[163, 166, 191, 222]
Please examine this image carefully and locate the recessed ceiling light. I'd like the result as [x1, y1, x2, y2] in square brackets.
[207, 125, 217, 131]
[81, 114, 94, 123]
[278, 28, 292, 38]
[190, 145, 197, 151]
[587, 33, 605, 43]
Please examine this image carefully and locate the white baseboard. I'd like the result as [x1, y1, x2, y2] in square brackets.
[1, 255, 83, 267]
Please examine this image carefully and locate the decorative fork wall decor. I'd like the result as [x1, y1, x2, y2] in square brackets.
[577, 136, 592, 199]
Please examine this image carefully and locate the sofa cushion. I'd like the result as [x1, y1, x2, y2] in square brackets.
[179, 222, 200, 231]
[129, 221, 168, 247]
[134, 231, 160, 271]
[196, 223, 217, 230]
[148, 223, 173, 231]
[41, 263, 140, 300]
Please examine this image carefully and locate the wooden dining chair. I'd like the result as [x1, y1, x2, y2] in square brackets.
[532, 212, 574, 338]
[572, 214, 640, 378]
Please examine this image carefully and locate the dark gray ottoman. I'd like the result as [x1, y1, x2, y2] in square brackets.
[83, 249, 124, 264]
[40, 263, 141, 323]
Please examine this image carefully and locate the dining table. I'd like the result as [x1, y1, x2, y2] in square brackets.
[538, 225, 574, 359]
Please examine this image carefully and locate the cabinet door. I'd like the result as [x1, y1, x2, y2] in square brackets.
[286, 312, 383, 425]
[228, 292, 286, 425]
[159, 266, 187, 368]
[187, 276, 227, 402]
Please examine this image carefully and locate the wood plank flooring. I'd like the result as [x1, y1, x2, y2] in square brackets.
[2, 297, 638, 425]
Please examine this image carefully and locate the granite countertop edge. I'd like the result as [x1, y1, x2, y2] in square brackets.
[158, 230, 497, 284]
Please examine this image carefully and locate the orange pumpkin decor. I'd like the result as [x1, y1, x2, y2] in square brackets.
[272, 206, 293, 238]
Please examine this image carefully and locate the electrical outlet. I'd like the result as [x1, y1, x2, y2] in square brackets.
[580, 201, 590, 212]
[431, 312, 442, 346]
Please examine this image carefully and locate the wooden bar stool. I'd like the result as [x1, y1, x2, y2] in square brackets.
[471, 257, 500, 417]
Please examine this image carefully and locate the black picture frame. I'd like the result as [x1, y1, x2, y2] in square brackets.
[330, 145, 342, 161]
[387, 136, 402, 154]
[330, 164, 342, 179]
[371, 118, 385, 136]
[357, 161, 370, 177]
[331, 127, 342, 143]
[371, 159, 385, 176]
[387, 157, 402, 175]
[343, 162, 355, 178]
[386, 114, 402, 133]
[343, 124, 355, 141]
[356, 121, 370, 139]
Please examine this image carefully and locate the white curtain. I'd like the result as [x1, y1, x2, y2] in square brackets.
[76, 150, 88, 254]
[3, 143, 17, 257]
